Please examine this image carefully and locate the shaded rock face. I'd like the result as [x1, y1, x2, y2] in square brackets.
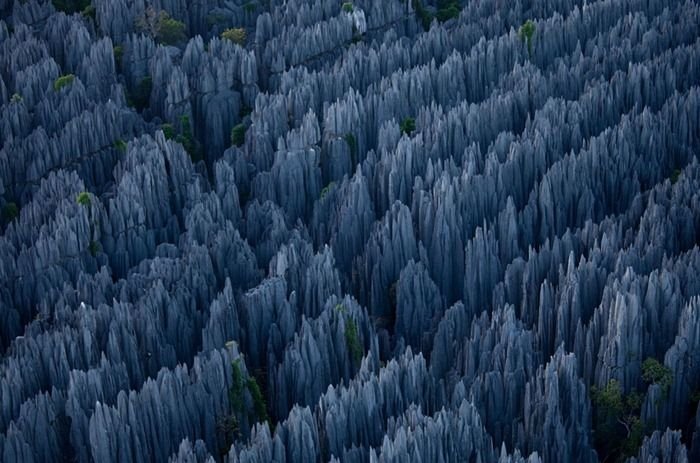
[1, 1, 700, 463]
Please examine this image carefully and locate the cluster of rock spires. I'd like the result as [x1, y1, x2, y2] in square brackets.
[1, 0, 700, 461]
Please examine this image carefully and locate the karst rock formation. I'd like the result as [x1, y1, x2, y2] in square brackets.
[1, 0, 700, 462]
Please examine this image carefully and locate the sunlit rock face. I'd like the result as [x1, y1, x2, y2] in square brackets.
[1, 0, 700, 462]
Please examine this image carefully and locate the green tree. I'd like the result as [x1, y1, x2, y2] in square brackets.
[642, 357, 672, 397]
[435, 0, 461, 22]
[342, 2, 354, 13]
[157, 17, 187, 45]
[519, 20, 536, 56]
[591, 380, 645, 461]
[412, 0, 433, 31]
[136, 8, 187, 45]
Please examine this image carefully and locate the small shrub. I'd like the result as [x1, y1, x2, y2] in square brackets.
[690, 389, 700, 404]
[177, 115, 202, 161]
[230, 123, 246, 147]
[320, 182, 336, 199]
[10, 93, 22, 104]
[400, 117, 416, 135]
[130, 76, 152, 111]
[670, 169, 681, 184]
[344, 317, 363, 366]
[342, 2, 353, 13]
[54, 74, 75, 92]
[113, 139, 127, 153]
[113, 45, 123, 69]
[344, 132, 357, 158]
[88, 240, 100, 256]
[76, 192, 91, 206]
[222, 27, 247, 45]
[161, 123, 175, 140]
[81, 4, 96, 20]
[2, 202, 19, 222]
[519, 20, 536, 56]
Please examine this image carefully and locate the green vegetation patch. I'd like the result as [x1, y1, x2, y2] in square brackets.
[320, 182, 336, 199]
[670, 168, 682, 184]
[400, 117, 416, 136]
[51, 0, 90, 14]
[641, 357, 672, 397]
[81, 4, 96, 20]
[129, 76, 152, 112]
[591, 379, 645, 461]
[519, 20, 536, 56]
[247, 376, 269, 424]
[2, 202, 19, 222]
[161, 123, 176, 140]
[222, 28, 247, 45]
[230, 123, 247, 147]
[344, 133, 357, 163]
[435, 1, 461, 22]
[113, 45, 124, 69]
[88, 240, 100, 256]
[412, 0, 433, 31]
[113, 139, 127, 153]
[54, 74, 75, 92]
[76, 191, 91, 206]
[136, 8, 187, 45]
[344, 316, 363, 366]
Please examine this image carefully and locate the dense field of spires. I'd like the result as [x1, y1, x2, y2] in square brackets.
[1, 0, 700, 461]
